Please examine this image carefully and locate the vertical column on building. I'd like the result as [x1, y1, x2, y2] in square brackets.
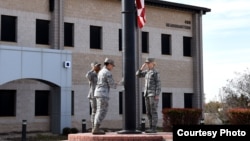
[50, 0, 64, 49]
[50, 0, 72, 134]
[192, 11, 204, 113]
[51, 86, 72, 134]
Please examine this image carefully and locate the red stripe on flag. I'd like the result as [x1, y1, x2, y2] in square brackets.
[136, 0, 143, 9]
[136, 0, 146, 28]
[137, 16, 144, 28]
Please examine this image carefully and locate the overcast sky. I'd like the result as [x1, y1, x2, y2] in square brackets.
[163, 0, 250, 103]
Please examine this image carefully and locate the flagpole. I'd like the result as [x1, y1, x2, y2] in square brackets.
[117, 0, 141, 134]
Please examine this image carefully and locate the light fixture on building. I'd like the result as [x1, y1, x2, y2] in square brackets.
[64, 61, 71, 68]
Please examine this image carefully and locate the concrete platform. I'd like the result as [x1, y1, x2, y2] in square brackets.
[68, 132, 172, 141]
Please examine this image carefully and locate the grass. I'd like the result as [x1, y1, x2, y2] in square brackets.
[1, 127, 165, 140]
[31, 134, 68, 140]
[2, 133, 68, 141]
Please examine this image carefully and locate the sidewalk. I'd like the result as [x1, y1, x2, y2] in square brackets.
[0, 131, 173, 141]
[68, 132, 173, 141]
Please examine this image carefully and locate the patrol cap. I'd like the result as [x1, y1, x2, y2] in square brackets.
[91, 61, 101, 67]
[104, 58, 115, 66]
[145, 58, 155, 63]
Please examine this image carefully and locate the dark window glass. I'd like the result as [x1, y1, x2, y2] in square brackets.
[89, 101, 92, 115]
[162, 92, 172, 109]
[71, 91, 74, 115]
[119, 29, 122, 51]
[184, 93, 193, 108]
[49, 0, 54, 12]
[119, 91, 123, 114]
[142, 31, 149, 53]
[35, 90, 49, 116]
[183, 36, 192, 57]
[0, 90, 16, 116]
[64, 22, 74, 47]
[36, 19, 50, 45]
[90, 25, 102, 49]
[1, 15, 17, 42]
[142, 93, 146, 114]
[161, 34, 171, 55]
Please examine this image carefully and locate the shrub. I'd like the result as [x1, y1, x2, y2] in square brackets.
[227, 108, 250, 124]
[62, 127, 79, 135]
[162, 108, 202, 132]
[70, 127, 79, 133]
[62, 127, 71, 135]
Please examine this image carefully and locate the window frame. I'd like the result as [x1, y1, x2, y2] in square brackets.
[64, 22, 74, 47]
[141, 31, 149, 53]
[161, 34, 171, 55]
[90, 25, 102, 49]
[119, 29, 122, 51]
[36, 19, 50, 45]
[0, 90, 16, 117]
[183, 36, 192, 57]
[184, 93, 193, 108]
[142, 92, 146, 114]
[1, 15, 17, 42]
[35, 90, 50, 116]
[162, 92, 172, 109]
[119, 91, 123, 114]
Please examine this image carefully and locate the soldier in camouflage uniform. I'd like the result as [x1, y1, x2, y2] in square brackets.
[86, 62, 101, 130]
[136, 58, 161, 133]
[92, 58, 117, 134]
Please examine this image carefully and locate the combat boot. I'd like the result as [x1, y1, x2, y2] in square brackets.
[145, 122, 152, 132]
[92, 124, 105, 135]
[145, 126, 157, 133]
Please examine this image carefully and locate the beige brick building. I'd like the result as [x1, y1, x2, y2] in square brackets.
[0, 0, 210, 133]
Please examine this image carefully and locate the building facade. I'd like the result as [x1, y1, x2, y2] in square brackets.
[0, 0, 210, 133]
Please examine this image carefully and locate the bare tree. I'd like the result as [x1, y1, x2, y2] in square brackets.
[222, 68, 250, 108]
[204, 101, 221, 113]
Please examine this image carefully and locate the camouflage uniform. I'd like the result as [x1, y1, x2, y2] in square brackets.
[93, 58, 116, 134]
[136, 58, 161, 132]
[86, 69, 98, 126]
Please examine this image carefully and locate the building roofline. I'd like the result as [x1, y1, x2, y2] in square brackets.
[145, 0, 211, 14]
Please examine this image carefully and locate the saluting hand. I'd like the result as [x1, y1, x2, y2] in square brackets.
[140, 63, 147, 70]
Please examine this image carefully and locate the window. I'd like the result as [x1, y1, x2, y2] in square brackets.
[142, 92, 146, 114]
[1, 15, 17, 42]
[0, 90, 16, 116]
[71, 91, 74, 115]
[36, 19, 50, 45]
[89, 102, 92, 115]
[35, 90, 49, 116]
[184, 93, 193, 108]
[161, 34, 171, 55]
[141, 31, 149, 53]
[64, 22, 74, 47]
[49, 0, 54, 12]
[119, 29, 122, 51]
[119, 91, 123, 114]
[162, 92, 172, 109]
[90, 25, 102, 49]
[183, 36, 192, 57]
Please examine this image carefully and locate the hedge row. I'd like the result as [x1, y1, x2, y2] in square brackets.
[227, 108, 250, 125]
[162, 108, 202, 132]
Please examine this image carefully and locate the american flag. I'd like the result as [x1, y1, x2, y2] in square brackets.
[136, 0, 146, 28]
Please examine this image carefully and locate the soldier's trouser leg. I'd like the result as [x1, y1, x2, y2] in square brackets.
[93, 97, 109, 134]
[145, 96, 152, 128]
[145, 96, 159, 133]
[90, 98, 97, 129]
